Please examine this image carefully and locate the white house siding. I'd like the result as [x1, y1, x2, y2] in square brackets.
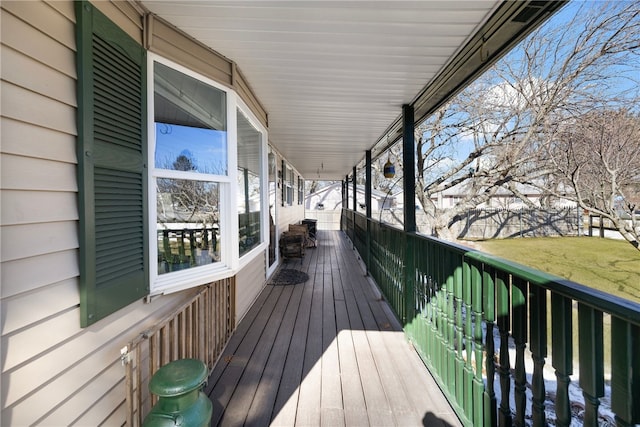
[1, 2, 201, 425]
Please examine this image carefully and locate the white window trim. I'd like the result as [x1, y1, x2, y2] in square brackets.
[236, 99, 269, 270]
[148, 54, 269, 295]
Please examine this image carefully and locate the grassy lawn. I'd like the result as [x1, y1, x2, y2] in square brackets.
[473, 237, 640, 303]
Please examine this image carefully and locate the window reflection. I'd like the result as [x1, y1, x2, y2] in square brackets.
[156, 178, 220, 274]
[154, 62, 227, 175]
[153, 61, 228, 276]
[237, 110, 263, 256]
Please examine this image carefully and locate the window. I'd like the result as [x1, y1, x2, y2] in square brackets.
[153, 60, 228, 282]
[285, 165, 294, 206]
[298, 177, 304, 205]
[237, 109, 263, 256]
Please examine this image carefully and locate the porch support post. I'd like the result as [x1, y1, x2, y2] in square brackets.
[353, 166, 357, 213]
[365, 150, 372, 273]
[342, 178, 347, 231]
[402, 104, 416, 329]
[352, 167, 357, 249]
[402, 104, 416, 233]
[365, 150, 372, 219]
[344, 175, 349, 208]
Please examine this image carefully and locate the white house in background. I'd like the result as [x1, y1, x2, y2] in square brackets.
[305, 183, 395, 212]
[393, 181, 576, 211]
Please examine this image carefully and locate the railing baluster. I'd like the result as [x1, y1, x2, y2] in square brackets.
[496, 271, 512, 427]
[470, 259, 484, 426]
[454, 254, 465, 410]
[551, 293, 573, 427]
[445, 249, 455, 394]
[483, 266, 497, 427]
[512, 277, 528, 427]
[578, 303, 604, 427]
[529, 285, 547, 427]
[463, 257, 473, 420]
[611, 317, 640, 426]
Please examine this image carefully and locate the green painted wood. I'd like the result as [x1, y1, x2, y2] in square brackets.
[352, 166, 357, 214]
[462, 258, 473, 420]
[512, 278, 527, 427]
[76, 0, 148, 327]
[471, 260, 484, 426]
[402, 104, 416, 233]
[404, 234, 416, 332]
[343, 211, 640, 427]
[365, 150, 372, 275]
[446, 253, 456, 397]
[455, 259, 465, 407]
[578, 303, 604, 427]
[529, 286, 547, 427]
[611, 317, 640, 426]
[483, 266, 497, 427]
[551, 294, 573, 427]
[496, 271, 512, 427]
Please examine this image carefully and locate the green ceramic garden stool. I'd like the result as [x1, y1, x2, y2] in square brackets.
[143, 358, 212, 427]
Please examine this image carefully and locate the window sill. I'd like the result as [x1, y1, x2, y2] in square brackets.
[151, 262, 234, 295]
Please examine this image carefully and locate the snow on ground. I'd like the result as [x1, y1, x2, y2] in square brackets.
[484, 328, 621, 426]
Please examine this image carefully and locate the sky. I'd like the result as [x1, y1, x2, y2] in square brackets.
[155, 122, 228, 175]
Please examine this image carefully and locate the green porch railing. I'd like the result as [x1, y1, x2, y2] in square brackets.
[343, 209, 640, 427]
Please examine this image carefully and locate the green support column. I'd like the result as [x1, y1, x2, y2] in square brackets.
[341, 179, 346, 231]
[365, 150, 372, 273]
[352, 167, 357, 248]
[353, 166, 357, 213]
[402, 104, 416, 332]
[402, 104, 416, 233]
[344, 175, 348, 207]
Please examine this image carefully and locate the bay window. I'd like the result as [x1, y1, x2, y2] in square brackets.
[150, 57, 267, 293]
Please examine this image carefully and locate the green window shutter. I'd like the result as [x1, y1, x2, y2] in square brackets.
[76, 1, 148, 327]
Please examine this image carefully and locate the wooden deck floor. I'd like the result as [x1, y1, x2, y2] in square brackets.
[204, 230, 461, 427]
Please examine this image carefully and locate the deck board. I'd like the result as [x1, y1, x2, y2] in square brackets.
[207, 230, 462, 427]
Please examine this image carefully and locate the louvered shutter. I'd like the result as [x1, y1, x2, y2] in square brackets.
[76, 1, 148, 327]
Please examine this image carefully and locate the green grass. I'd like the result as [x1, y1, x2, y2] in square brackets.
[474, 237, 640, 303]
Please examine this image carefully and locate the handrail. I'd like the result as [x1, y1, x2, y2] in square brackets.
[343, 209, 640, 427]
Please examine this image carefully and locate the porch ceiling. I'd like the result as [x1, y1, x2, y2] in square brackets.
[140, 1, 564, 180]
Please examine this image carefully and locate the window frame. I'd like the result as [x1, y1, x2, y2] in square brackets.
[298, 177, 304, 205]
[235, 103, 269, 265]
[148, 54, 269, 295]
[285, 165, 294, 206]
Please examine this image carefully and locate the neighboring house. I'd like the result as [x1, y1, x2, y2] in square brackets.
[306, 183, 395, 212]
[1, 2, 304, 425]
[394, 181, 575, 211]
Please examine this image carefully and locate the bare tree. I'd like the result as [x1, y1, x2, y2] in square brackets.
[157, 151, 220, 226]
[549, 110, 640, 249]
[411, 0, 640, 245]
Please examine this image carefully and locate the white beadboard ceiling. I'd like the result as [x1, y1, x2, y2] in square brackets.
[141, 1, 563, 180]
